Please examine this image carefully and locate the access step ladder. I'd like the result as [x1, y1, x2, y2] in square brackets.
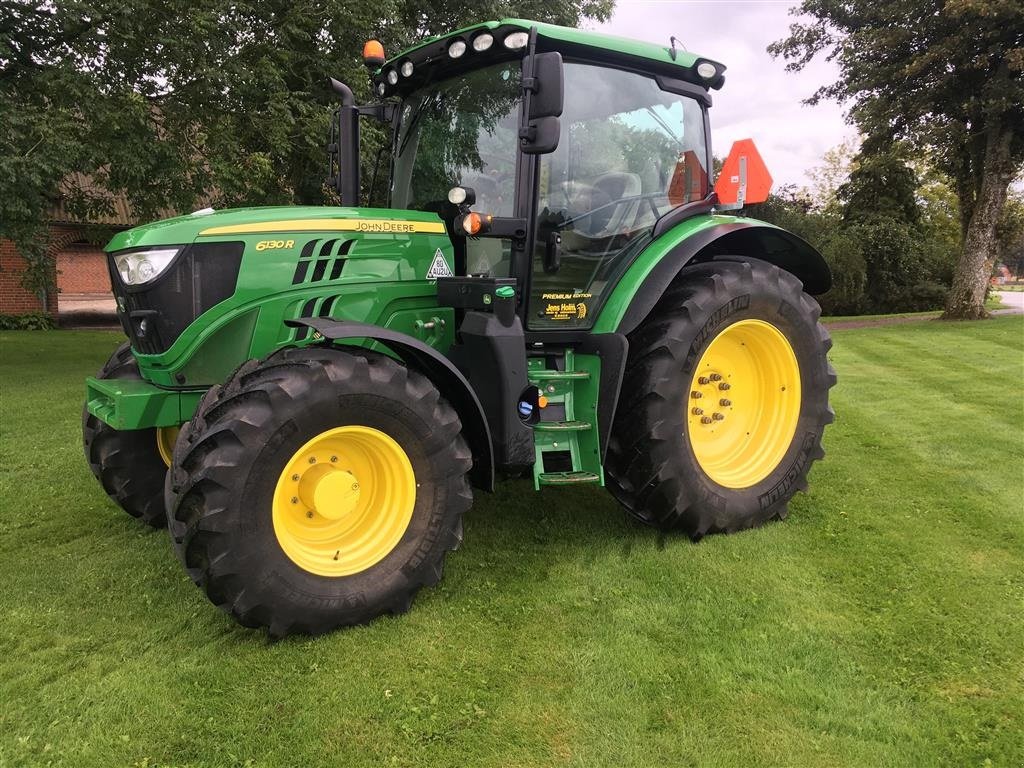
[527, 350, 604, 490]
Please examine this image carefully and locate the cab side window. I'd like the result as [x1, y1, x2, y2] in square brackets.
[529, 63, 708, 329]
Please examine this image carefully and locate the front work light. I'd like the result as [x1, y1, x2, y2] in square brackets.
[386, 69, 399, 85]
[472, 33, 494, 51]
[503, 32, 529, 50]
[400, 60, 414, 77]
[447, 186, 476, 206]
[448, 39, 467, 58]
[696, 61, 717, 79]
[114, 247, 181, 286]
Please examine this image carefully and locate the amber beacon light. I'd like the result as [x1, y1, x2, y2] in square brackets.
[363, 40, 385, 67]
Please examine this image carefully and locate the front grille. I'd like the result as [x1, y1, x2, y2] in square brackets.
[110, 242, 244, 354]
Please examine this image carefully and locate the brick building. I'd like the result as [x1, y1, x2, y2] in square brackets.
[1, 190, 159, 317]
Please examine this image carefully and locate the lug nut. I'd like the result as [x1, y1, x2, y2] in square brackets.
[330, 455, 338, 463]
[308, 457, 316, 464]
[719, 382, 731, 391]
[352, 483, 360, 491]
[720, 399, 731, 407]
[712, 412, 725, 421]
[306, 511, 314, 518]
[291, 496, 298, 504]
[701, 416, 712, 424]
[698, 376, 710, 385]
[291, 474, 299, 481]
[692, 407, 704, 416]
[691, 391, 703, 399]
[709, 373, 722, 382]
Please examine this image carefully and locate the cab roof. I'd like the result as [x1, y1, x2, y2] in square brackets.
[374, 19, 726, 99]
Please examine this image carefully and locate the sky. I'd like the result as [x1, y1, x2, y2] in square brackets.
[588, 0, 856, 189]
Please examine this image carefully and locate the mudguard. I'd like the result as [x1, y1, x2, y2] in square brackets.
[286, 318, 495, 492]
[608, 220, 831, 336]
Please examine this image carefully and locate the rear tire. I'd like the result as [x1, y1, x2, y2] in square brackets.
[82, 342, 170, 528]
[165, 346, 473, 636]
[606, 257, 836, 537]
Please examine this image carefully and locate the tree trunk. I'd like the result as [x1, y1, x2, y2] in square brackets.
[942, 123, 1015, 320]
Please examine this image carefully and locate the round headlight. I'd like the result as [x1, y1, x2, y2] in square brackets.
[696, 61, 717, 79]
[136, 259, 156, 282]
[116, 256, 132, 283]
[503, 32, 529, 50]
[377, 82, 386, 96]
[448, 186, 468, 205]
[386, 69, 398, 85]
[400, 60, 414, 77]
[472, 33, 493, 52]
[448, 39, 467, 58]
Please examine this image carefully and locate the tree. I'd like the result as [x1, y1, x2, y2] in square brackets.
[0, 0, 613, 298]
[769, 0, 1024, 319]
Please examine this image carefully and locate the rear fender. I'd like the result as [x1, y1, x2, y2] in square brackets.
[601, 220, 831, 336]
[286, 318, 494, 492]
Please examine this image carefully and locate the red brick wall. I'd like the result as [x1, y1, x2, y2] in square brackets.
[57, 242, 112, 296]
[0, 238, 58, 314]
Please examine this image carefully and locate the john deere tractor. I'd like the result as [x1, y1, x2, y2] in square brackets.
[83, 20, 835, 636]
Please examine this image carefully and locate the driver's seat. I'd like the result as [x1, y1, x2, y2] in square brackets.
[591, 172, 642, 236]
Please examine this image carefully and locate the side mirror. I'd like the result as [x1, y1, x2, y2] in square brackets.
[520, 116, 560, 155]
[529, 52, 564, 119]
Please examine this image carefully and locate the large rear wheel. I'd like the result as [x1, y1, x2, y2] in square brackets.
[606, 257, 836, 537]
[165, 346, 473, 636]
[82, 342, 172, 527]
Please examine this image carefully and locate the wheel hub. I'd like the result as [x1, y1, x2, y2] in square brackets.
[272, 426, 416, 577]
[686, 319, 801, 489]
[297, 466, 361, 521]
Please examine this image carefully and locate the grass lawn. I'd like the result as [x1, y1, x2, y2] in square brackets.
[1, 317, 1022, 767]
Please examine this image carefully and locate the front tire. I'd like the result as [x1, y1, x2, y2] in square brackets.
[606, 257, 836, 537]
[82, 342, 173, 527]
[165, 346, 473, 636]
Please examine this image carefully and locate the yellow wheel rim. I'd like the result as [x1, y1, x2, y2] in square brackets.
[686, 319, 801, 489]
[272, 426, 416, 577]
[156, 426, 180, 468]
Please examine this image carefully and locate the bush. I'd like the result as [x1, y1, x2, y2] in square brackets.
[0, 312, 56, 330]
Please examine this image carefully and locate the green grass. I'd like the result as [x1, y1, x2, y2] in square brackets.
[2, 318, 1023, 767]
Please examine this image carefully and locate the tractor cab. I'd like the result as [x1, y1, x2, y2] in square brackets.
[331, 20, 722, 332]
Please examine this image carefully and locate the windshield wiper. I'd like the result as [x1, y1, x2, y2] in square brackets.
[644, 106, 683, 145]
[397, 97, 432, 157]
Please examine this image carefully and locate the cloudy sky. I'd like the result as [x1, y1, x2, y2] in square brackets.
[588, 0, 856, 189]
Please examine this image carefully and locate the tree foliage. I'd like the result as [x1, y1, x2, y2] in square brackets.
[749, 143, 963, 315]
[769, 0, 1024, 319]
[0, 0, 613, 294]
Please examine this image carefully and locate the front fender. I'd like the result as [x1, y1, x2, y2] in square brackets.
[593, 216, 831, 336]
[286, 318, 495, 492]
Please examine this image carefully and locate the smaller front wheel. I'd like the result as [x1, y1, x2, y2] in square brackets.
[166, 346, 473, 636]
[82, 342, 174, 527]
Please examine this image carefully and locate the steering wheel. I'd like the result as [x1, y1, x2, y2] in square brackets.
[560, 192, 670, 237]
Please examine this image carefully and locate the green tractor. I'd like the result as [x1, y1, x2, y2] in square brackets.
[83, 20, 835, 636]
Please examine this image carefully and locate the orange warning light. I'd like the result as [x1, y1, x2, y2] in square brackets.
[538, 395, 549, 408]
[714, 139, 772, 205]
[363, 40, 385, 67]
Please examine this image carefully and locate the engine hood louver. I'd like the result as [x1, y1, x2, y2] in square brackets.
[291, 238, 353, 285]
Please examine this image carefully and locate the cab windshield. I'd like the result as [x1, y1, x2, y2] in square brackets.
[391, 62, 521, 220]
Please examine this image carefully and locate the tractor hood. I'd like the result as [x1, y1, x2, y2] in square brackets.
[105, 206, 447, 251]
